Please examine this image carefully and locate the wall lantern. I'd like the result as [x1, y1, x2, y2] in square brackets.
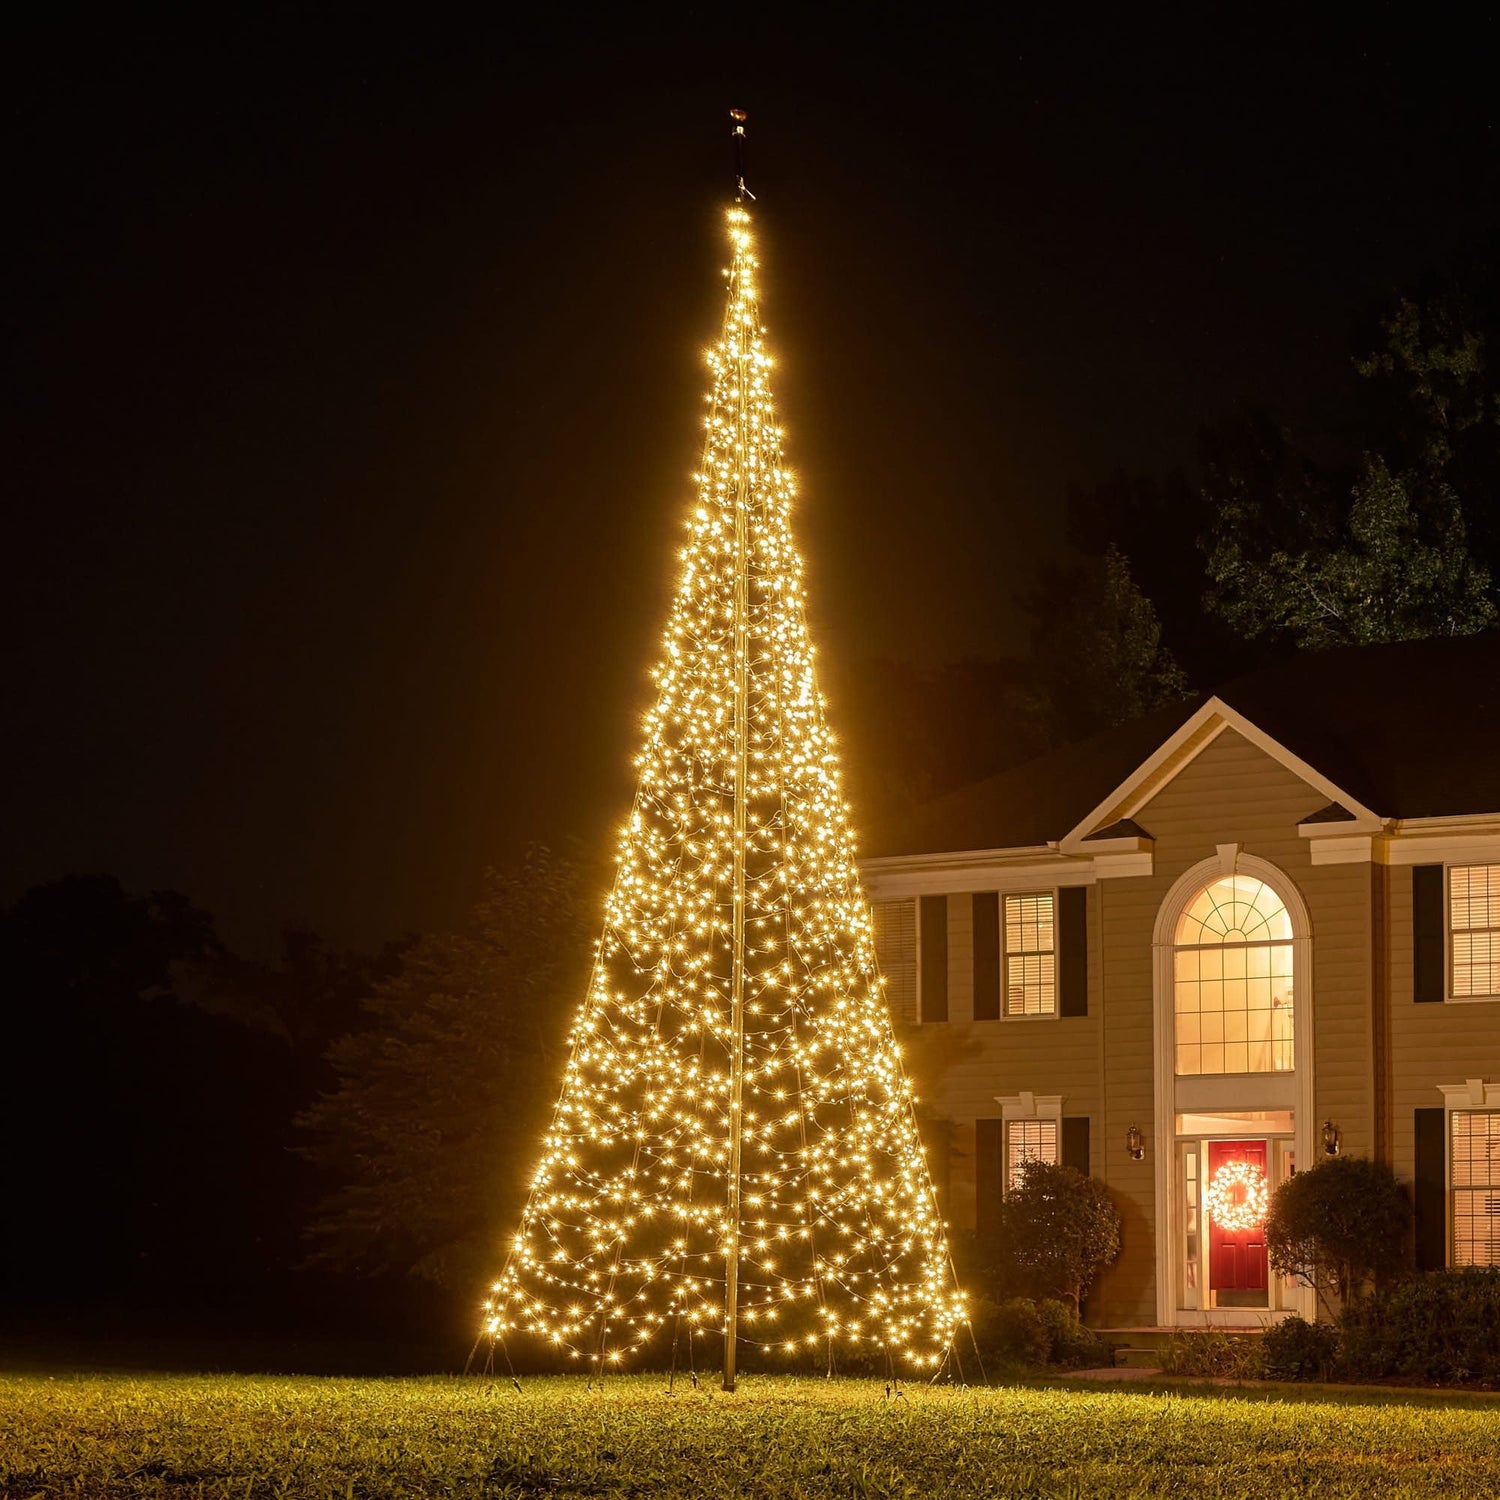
[1322, 1119, 1342, 1156]
[1125, 1124, 1145, 1161]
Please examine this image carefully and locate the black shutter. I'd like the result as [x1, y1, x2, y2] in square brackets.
[1061, 1116, 1091, 1176]
[972, 893, 999, 1020]
[1413, 1107, 1446, 1271]
[920, 895, 948, 1022]
[975, 1118, 1004, 1244]
[1413, 865, 1445, 1003]
[1059, 886, 1088, 1017]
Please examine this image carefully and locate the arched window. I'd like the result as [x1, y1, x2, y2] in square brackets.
[1173, 874, 1294, 1076]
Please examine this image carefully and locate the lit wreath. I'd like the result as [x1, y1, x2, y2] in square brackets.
[1204, 1160, 1269, 1232]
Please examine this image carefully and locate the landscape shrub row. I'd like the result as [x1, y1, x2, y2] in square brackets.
[1165, 1269, 1500, 1387]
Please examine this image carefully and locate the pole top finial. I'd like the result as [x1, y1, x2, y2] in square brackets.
[730, 109, 754, 201]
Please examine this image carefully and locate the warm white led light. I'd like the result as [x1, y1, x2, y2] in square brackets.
[481, 203, 963, 1375]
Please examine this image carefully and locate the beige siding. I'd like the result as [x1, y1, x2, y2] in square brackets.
[907, 887, 1102, 1262]
[1089, 726, 1372, 1323]
[910, 724, 1412, 1325]
[1388, 862, 1500, 1186]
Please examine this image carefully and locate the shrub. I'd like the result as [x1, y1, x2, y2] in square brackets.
[987, 1297, 1051, 1366]
[966, 1296, 1111, 1370]
[1338, 1268, 1500, 1385]
[1035, 1298, 1110, 1369]
[998, 1159, 1122, 1314]
[1265, 1155, 1411, 1309]
[1159, 1327, 1264, 1380]
[1261, 1315, 1337, 1381]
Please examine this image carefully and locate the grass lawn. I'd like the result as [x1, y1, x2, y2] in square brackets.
[3, 1371, 1499, 1498]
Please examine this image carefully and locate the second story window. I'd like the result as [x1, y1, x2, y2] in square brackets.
[1451, 865, 1500, 999]
[1174, 874, 1294, 1075]
[1004, 892, 1056, 1016]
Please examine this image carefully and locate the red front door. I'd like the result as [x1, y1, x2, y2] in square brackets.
[1207, 1139, 1268, 1303]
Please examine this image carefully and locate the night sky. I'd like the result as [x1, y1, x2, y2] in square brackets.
[8, 10, 1500, 953]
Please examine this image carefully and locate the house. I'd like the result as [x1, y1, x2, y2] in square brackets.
[860, 632, 1500, 1328]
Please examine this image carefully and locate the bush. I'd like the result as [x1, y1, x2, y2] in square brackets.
[1261, 1315, 1337, 1381]
[999, 1160, 1122, 1314]
[1035, 1298, 1110, 1369]
[987, 1298, 1051, 1366]
[1265, 1156, 1411, 1309]
[1338, 1268, 1500, 1385]
[966, 1296, 1111, 1370]
[1159, 1327, 1264, 1380]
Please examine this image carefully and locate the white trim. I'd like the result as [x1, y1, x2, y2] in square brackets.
[994, 1092, 1065, 1120]
[861, 847, 1093, 901]
[1152, 853, 1316, 1326]
[1384, 831, 1500, 867]
[1307, 836, 1377, 866]
[1298, 812, 1387, 838]
[1060, 697, 1384, 851]
[1092, 851, 1156, 880]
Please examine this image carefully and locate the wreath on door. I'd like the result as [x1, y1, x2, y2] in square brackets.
[1204, 1159, 1269, 1232]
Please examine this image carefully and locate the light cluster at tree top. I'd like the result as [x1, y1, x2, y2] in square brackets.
[483, 203, 963, 1376]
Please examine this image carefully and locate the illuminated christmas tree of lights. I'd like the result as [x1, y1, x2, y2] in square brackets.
[482, 191, 964, 1390]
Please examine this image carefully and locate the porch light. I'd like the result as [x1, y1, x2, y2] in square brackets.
[1125, 1124, 1145, 1161]
[1321, 1120, 1341, 1156]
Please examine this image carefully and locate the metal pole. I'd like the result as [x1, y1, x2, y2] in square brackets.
[723, 108, 752, 1391]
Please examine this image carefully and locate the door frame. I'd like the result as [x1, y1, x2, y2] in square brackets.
[1152, 852, 1316, 1325]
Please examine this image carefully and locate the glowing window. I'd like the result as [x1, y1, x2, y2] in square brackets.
[1173, 875, 1294, 1076]
[1451, 865, 1500, 999]
[1005, 1118, 1058, 1190]
[1453, 1111, 1500, 1267]
[1004, 893, 1056, 1016]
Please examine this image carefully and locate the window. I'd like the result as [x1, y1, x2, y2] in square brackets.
[1173, 875, 1294, 1075]
[1004, 893, 1056, 1016]
[1451, 865, 1500, 999]
[1005, 1117, 1058, 1190]
[1453, 1111, 1500, 1267]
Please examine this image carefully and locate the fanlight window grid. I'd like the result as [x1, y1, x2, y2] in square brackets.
[1005, 893, 1056, 1016]
[1452, 1110, 1500, 1267]
[1174, 876, 1294, 1076]
[1005, 1118, 1058, 1191]
[1451, 865, 1500, 999]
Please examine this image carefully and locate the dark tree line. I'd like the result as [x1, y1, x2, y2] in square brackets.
[1, 853, 592, 1341]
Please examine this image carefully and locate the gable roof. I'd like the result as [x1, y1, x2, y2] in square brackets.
[863, 630, 1500, 859]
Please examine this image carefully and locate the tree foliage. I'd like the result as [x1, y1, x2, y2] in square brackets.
[1264, 1155, 1412, 1311]
[1025, 544, 1192, 744]
[1206, 453, 1495, 649]
[1204, 276, 1500, 650]
[997, 1159, 1122, 1314]
[0, 876, 332, 1306]
[297, 846, 593, 1289]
